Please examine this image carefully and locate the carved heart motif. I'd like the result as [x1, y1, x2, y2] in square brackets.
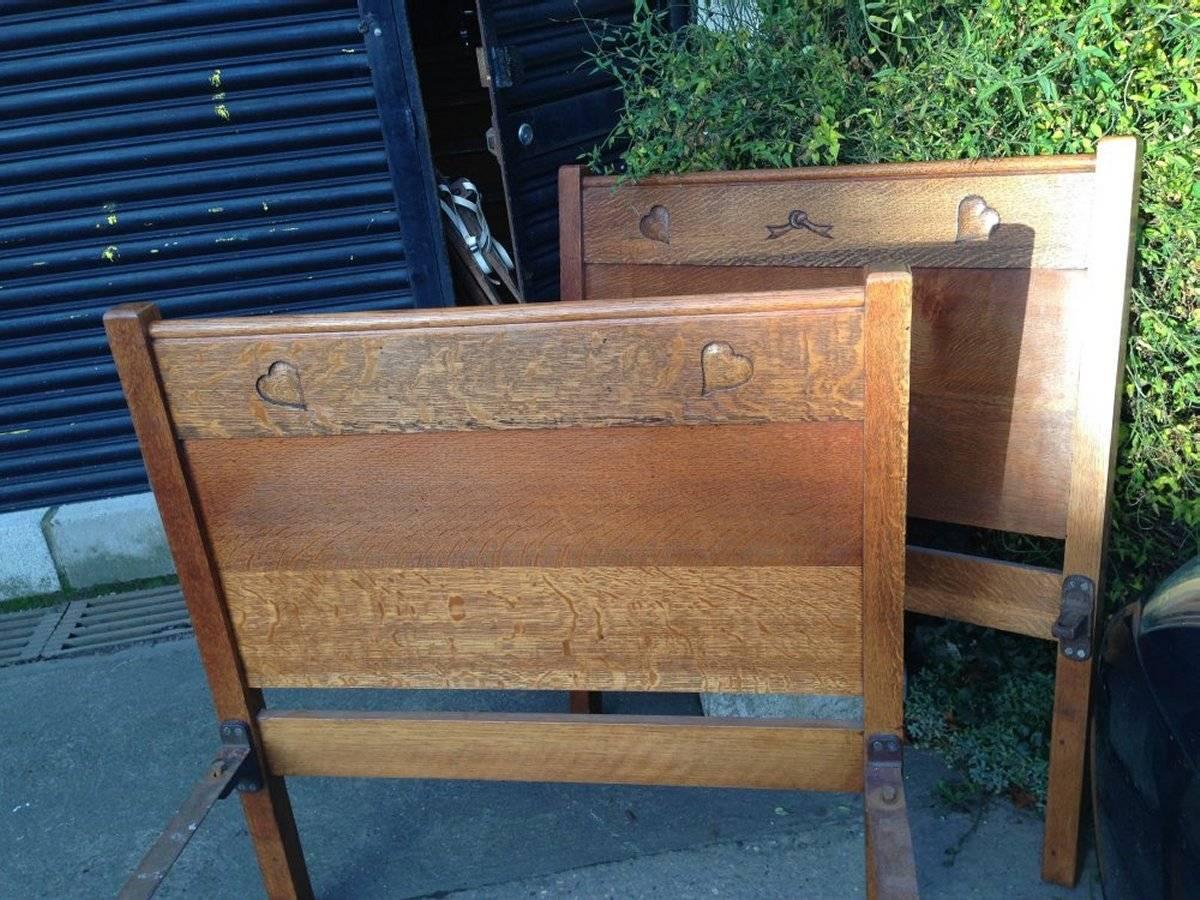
[639, 205, 670, 244]
[255, 361, 306, 410]
[701, 342, 753, 396]
[956, 195, 1001, 242]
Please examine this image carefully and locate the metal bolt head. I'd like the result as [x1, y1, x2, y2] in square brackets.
[517, 123, 534, 146]
[871, 740, 883, 752]
[881, 784, 898, 803]
[886, 739, 900, 753]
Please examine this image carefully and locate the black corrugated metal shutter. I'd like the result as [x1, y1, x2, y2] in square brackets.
[476, 0, 687, 301]
[0, 0, 452, 513]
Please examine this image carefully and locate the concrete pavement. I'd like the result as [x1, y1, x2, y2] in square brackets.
[0, 637, 1097, 899]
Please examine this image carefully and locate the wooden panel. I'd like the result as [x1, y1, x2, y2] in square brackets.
[905, 547, 1062, 638]
[185, 422, 864, 571]
[576, 263, 1085, 538]
[104, 304, 314, 898]
[861, 268, 912, 737]
[156, 304, 865, 440]
[581, 170, 1094, 270]
[1044, 135, 1141, 886]
[909, 403, 1069, 539]
[908, 268, 1082, 537]
[226, 565, 863, 693]
[259, 711, 865, 792]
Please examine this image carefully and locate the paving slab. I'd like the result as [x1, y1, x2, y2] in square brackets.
[0, 637, 1098, 899]
[0, 507, 60, 603]
[41, 492, 174, 589]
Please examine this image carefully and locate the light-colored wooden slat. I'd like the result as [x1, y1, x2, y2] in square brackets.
[258, 711, 865, 792]
[861, 268, 912, 737]
[1043, 135, 1142, 886]
[226, 565, 864, 693]
[905, 547, 1062, 638]
[581, 171, 1094, 270]
[157, 307, 864, 439]
[185, 422, 864, 572]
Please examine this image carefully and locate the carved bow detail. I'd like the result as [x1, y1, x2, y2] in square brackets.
[765, 209, 834, 240]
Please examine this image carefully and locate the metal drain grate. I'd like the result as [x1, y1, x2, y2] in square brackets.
[39, 585, 190, 660]
[0, 605, 63, 665]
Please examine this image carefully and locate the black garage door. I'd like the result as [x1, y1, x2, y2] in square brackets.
[0, 0, 451, 512]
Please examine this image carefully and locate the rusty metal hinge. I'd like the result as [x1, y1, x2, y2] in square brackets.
[865, 734, 920, 899]
[118, 721, 262, 900]
[1052, 574, 1096, 661]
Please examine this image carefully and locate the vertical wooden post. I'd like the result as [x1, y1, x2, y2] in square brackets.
[560, 162, 597, 717]
[862, 265, 912, 738]
[558, 164, 585, 301]
[862, 266, 914, 899]
[1041, 136, 1141, 885]
[105, 304, 314, 900]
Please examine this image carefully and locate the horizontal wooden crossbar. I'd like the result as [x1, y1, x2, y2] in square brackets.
[905, 546, 1062, 639]
[258, 711, 865, 792]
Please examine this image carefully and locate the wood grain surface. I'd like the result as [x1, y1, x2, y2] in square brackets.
[906, 547, 1062, 638]
[577, 153, 1095, 188]
[157, 308, 865, 439]
[861, 268, 912, 737]
[560, 142, 1139, 888]
[149, 287, 863, 337]
[908, 267, 1082, 537]
[570, 262, 1084, 539]
[585, 262, 860, 299]
[104, 304, 314, 899]
[580, 170, 1094, 270]
[184, 422, 864, 572]
[1043, 135, 1141, 886]
[226, 565, 863, 692]
[259, 711, 865, 791]
[559, 164, 584, 300]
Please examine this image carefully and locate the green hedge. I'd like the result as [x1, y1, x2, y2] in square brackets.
[588, 0, 1199, 805]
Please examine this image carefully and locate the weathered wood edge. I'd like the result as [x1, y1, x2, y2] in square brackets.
[861, 265, 913, 737]
[1041, 135, 1142, 886]
[103, 303, 313, 899]
[148, 287, 865, 339]
[579, 152, 1096, 189]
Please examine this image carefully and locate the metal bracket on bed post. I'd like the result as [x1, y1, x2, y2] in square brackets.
[118, 720, 262, 900]
[865, 733, 920, 899]
[1052, 574, 1096, 661]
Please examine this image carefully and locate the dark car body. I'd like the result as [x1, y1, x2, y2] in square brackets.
[1093, 557, 1200, 899]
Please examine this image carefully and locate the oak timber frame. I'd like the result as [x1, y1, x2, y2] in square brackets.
[557, 136, 1141, 886]
[106, 271, 916, 899]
